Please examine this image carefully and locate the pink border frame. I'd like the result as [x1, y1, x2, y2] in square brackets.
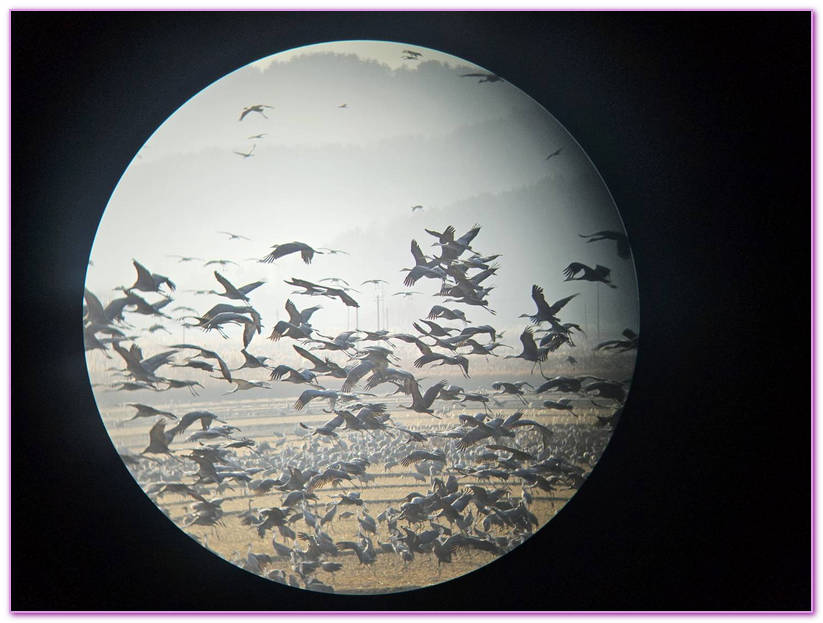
[7, 9, 815, 615]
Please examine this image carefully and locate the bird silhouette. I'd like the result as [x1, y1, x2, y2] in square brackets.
[239, 104, 274, 121]
[562, 262, 617, 288]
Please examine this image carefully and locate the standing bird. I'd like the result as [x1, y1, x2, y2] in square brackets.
[579, 230, 631, 260]
[562, 263, 617, 288]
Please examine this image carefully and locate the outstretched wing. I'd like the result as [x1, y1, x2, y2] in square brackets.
[293, 345, 326, 368]
[410, 239, 428, 266]
[562, 262, 586, 280]
[285, 299, 301, 325]
[213, 271, 237, 294]
[238, 281, 264, 296]
[548, 293, 579, 315]
[421, 380, 447, 407]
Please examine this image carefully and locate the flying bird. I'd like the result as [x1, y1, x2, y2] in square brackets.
[239, 104, 274, 121]
[233, 144, 256, 158]
[579, 230, 631, 260]
[461, 72, 502, 83]
[128, 260, 175, 294]
[219, 231, 251, 241]
[261, 242, 320, 265]
[562, 263, 617, 288]
[545, 147, 563, 161]
[520, 285, 578, 325]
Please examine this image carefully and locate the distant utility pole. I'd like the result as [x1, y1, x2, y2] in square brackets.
[376, 293, 381, 331]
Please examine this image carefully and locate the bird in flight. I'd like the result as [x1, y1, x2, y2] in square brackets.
[402, 50, 422, 60]
[338, 104, 348, 108]
[562, 262, 617, 288]
[411, 205, 424, 212]
[461, 72, 502, 83]
[247, 133, 267, 140]
[545, 147, 562, 161]
[262, 242, 321, 265]
[166, 254, 203, 263]
[579, 230, 631, 260]
[233, 144, 255, 159]
[203, 259, 239, 268]
[239, 104, 273, 121]
[219, 231, 251, 241]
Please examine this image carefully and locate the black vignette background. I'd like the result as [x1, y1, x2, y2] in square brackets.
[11, 11, 811, 611]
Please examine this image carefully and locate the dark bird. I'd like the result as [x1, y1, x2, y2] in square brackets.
[491, 382, 532, 404]
[520, 285, 578, 325]
[596, 328, 639, 352]
[127, 403, 177, 420]
[414, 353, 470, 378]
[404, 379, 448, 415]
[262, 242, 320, 265]
[211, 271, 265, 302]
[562, 263, 616, 288]
[427, 306, 468, 323]
[142, 420, 174, 456]
[543, 398, 581, 417]
[579, 230, 631, 260]
[170, 343, 232, 382]
[545, 147, 563, 161]
[411, 205, 424, 212]
[505, 327, 548, 375]
[461, 72, 502, 83]
[129, 260, 175, 294]
[400, 450, 446, 467]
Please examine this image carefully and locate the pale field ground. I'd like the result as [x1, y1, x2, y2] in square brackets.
[102, 392, 617, 595]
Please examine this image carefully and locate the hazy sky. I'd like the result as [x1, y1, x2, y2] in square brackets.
[86, 40, 638, 379]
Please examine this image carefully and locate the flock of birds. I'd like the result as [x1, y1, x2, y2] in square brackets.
[83, 50, 637, 592]
[229, 48, 535, 165]
[83, 213, 634, 593]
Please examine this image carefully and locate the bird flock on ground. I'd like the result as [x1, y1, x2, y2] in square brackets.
[83, 49, 638, 594]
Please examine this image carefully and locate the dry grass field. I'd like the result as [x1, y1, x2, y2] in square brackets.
[103, 395, 614, 595]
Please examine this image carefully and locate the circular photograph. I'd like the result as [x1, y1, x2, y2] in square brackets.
[83, 40, 639, 595]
